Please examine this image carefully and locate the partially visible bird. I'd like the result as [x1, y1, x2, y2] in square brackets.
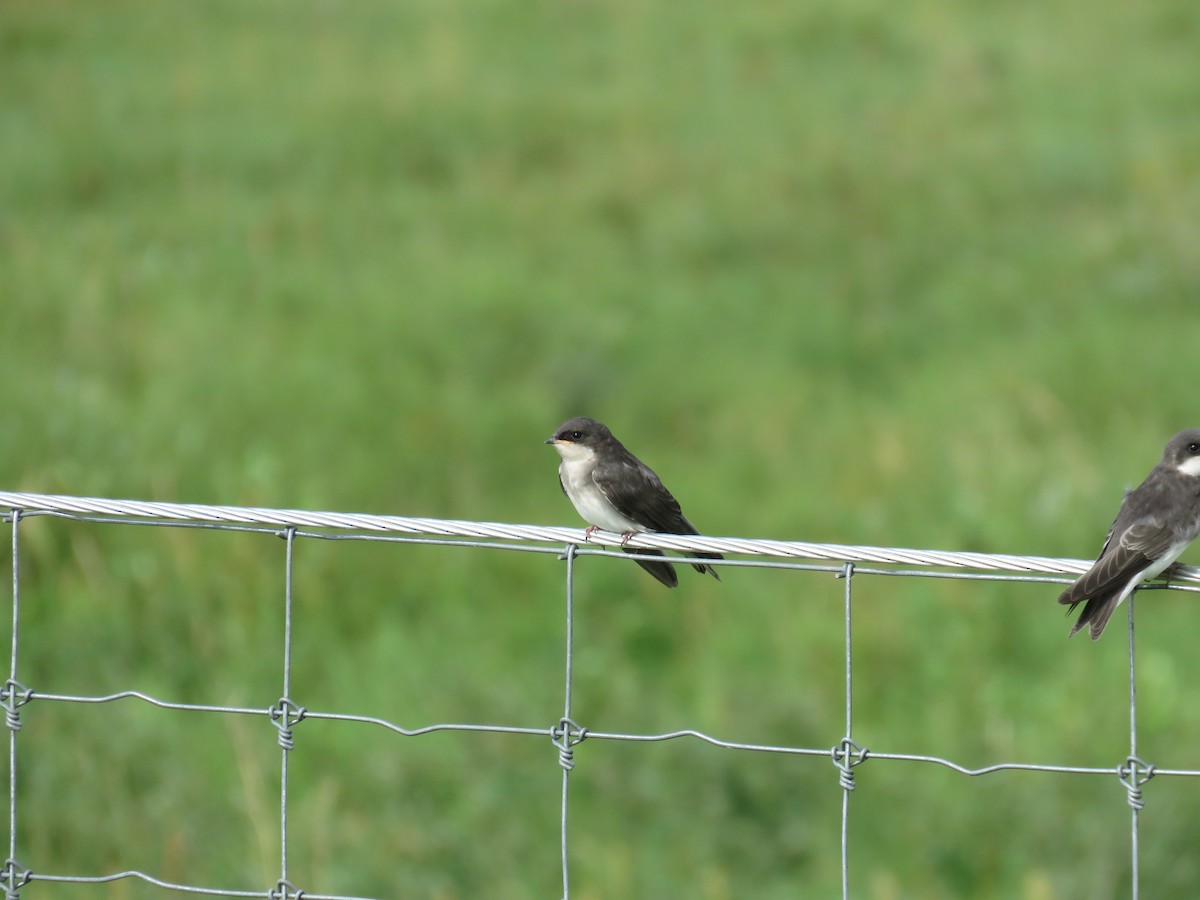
[545, 416, 723, 588]
[1060, 429, 1200, 639]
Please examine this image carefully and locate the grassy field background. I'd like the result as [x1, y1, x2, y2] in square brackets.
[3, 0, 1200, 897]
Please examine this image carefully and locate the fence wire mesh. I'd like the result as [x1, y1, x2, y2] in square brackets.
[1, 490, 1199, 898]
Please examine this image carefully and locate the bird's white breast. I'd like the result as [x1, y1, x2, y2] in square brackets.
[558, 456, 641, 534]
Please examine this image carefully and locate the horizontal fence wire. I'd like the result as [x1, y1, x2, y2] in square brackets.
[2, 490, 1200, 898]
[11, 490, 1200, 580]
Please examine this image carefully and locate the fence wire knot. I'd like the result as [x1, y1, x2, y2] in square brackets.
[268, 879, 304, 900]
[269, 698, 307, 751]
[551, 717, 587, 771]
[831, 737, 868, 791]
[0, 680, 32, 732]
[1, 858, 31, 898]
[1118, 755, 1156, 810]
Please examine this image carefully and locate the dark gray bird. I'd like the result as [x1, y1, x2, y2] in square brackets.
[1060, 429, 1200, 639]
[545, 416, 722, 588]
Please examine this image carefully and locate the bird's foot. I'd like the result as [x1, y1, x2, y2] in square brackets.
[583, 526, 599, 542]
[1164, 561, 1188, 581]
[619, 531, 637, 546]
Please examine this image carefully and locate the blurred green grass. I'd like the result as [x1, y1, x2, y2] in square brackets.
[2, 0, 1200, 896]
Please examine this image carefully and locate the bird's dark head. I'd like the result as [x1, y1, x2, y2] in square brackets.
[1165, 428, 1200, 477]
[545, 417, 613, 459]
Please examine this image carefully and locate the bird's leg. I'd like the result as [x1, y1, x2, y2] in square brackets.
[583, 525, 600, 542]
[619, 531, 637, 546]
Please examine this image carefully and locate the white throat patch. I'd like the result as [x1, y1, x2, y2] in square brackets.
[552, 441, 596, 463]
[1177, 455, 1200, 478]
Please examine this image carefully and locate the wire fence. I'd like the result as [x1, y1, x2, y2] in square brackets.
[2, 490, 1199, 898]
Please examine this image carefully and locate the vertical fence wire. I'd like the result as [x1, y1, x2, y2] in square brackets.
[558, 544, 578, 900]
[1128, 598, 1140, 900]
[281, 528, 295, 893]
[839, 562, 855, 900]
[276, 526, 300, 900]
[3, 511, 20, 898]
[7, 511, 17, 863]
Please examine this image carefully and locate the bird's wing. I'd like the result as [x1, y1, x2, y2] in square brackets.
[591, 457, 692, 534]
[1059, 520, 1178, 606]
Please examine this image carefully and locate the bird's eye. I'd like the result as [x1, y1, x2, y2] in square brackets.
[570, 431, 583, 440]
[1189, 442, 1200, 454]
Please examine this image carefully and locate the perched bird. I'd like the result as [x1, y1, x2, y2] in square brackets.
[1059, 429, 1200, 639]
[545, 416, 723, 587]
